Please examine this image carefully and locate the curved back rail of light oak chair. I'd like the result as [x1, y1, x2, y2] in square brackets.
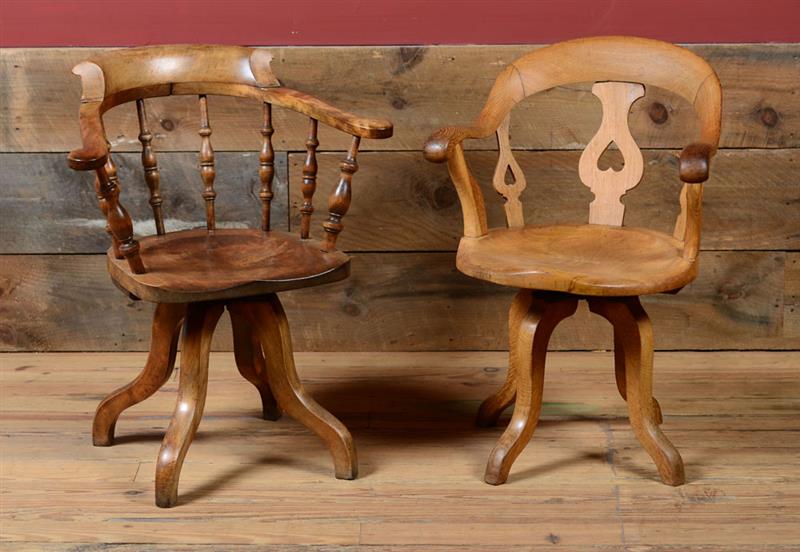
[424, 36, 722, 487]
[67, 45, 392, 508]
[424, 35, 721, 263]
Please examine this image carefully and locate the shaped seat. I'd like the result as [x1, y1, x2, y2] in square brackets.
[456, 224, 695, 296]
[109, 229, 350, 303]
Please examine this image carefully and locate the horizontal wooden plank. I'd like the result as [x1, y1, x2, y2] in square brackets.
[786, 252, 800, 339]
[0, 152, 289, 253]
[2, 44, 798, 153]
[0, 251, 791, 352]
[2, 149, 797, 254]
[289, 149, 800, 252]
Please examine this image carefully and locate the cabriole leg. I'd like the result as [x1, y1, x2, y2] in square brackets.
[613, 329, 663, 425]
[484, 293, 577, 485]
[93, 303, 185, 446]
[476, 289, 533, 427]
[589, 297, 685, 486]
[155, 302, 223, 508]
[229, 306, 281, 421]
[229, 295, 357, 480]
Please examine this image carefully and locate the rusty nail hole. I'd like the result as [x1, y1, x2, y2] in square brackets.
[648, 102, 669, 125]
[759, 107, 779, 128]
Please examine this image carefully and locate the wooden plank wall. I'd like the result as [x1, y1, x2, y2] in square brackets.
[0, 45, 798, 352]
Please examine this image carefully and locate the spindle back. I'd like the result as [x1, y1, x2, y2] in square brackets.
[68, 45, 392, 274]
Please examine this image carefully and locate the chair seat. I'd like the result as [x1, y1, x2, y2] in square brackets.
[456, 224, 696, 296]
[108, 228, 350, 303]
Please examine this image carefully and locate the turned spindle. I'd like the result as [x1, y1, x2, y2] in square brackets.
[136, 99, 165, 235]
[95, 155, 145, 274]
[322, 135, 360, 251]
[300, 118, 319, 239]
[259, 102, 275, 232]
[94, 172, 122, 259]
[198, 95, 217, 231]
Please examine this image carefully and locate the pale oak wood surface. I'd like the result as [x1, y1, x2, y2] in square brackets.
[425, 36, 722, 486]
[1, 351, 798, 547]
[456, 224, 694, 296]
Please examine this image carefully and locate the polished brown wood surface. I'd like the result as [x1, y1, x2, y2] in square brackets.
[3, 351, 799, 548]
[92, 302, 185, 446]
[68, 44, 393, 277]
[63, 45, 392, 507]
[106, 228, 350, 303]
[426, 37, 723, 486]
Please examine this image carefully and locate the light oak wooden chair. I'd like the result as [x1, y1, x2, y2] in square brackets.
[424, 36, 721, 486]
[67, 45, 392, 507]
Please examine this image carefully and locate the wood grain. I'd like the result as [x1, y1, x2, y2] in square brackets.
[105, 228, 350, 303]
[785, 253, 800, 339]
[0, 152, 289, 253]
[11, 149, 799, 254]
[2, 44, 798, 152]
[2, 351, 799, 546]
[0, 251, 791, 352]
[289, 149, 800, 252]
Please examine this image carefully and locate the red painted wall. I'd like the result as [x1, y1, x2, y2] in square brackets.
[1, 0, 798, 47]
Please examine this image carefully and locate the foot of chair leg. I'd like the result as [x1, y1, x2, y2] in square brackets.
[477, 290, 532, 428]
[93, 303, 185, 446]
[231, 295, 357, 480]
[484, 293, 577, 485]
[590, 297, 684, 486]
[229, 306, 281, 421]
[155, 302, 223, 508]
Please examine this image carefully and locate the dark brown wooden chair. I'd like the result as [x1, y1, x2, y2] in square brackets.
[424, 36, 722, 486]
[67, 45, 392, 507]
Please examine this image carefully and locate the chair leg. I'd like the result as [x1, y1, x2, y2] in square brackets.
[589, 297, 685, 486]
[93, 303, 185, 446]
[229, 295, 357, 480]
[476, 289, 532, 427]
[613, 329, 663, 425]
[155, 302, 223, 508]
[229, 306, 281, 421]
[484, 294, 578, 485]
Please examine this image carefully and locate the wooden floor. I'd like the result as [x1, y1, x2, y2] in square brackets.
[1, 351, 799, 550]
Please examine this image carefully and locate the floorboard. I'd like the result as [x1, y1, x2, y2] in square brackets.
[1, 351, 798, 549]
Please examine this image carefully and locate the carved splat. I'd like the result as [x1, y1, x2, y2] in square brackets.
[300, 118, 319, 239]
[136, 99, 165, 235]
[198, 95, 217, 231]
[578, 81, 645, 226]
[259, 102, 275, 231]
[492, 115, 526, 228]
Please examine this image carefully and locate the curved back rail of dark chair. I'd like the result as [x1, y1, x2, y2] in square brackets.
[68, 44, 393, 274]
